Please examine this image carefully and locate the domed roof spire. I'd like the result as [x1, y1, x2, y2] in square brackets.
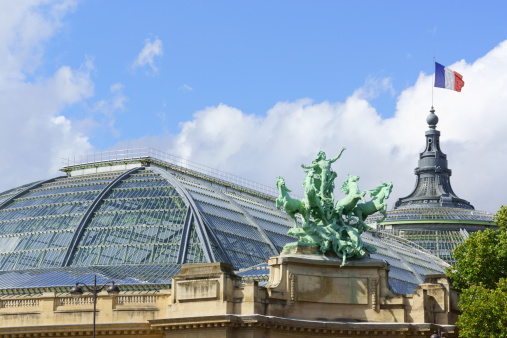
[394, 107, 473, 210]
[426, 106, 439, 128]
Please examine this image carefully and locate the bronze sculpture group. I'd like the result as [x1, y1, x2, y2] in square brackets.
[276, 148, 393, 266]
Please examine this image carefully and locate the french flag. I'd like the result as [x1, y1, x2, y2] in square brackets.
[434, 62, 465, 92]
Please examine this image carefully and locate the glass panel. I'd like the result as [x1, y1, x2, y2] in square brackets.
[118, 180, 170, 189]
[243, 206, 288, 225]
[0, 215, 81, 235]
[25, 184, 107, 198]
[265, 231, 295, 250]
[9, 192, 98, 209]
[214, 231, 271, 261]
[225, 250, 264, 270]
[125, 175, 161, 181]
[184, 221, 207, 264]
[253, 217, 291, 235]
[151, 244, 179, 263]
[195, 201, 249, 224]
[0, 202, 91, 221]
[44, 178, 113, 189]
[204, 214, 261, 241]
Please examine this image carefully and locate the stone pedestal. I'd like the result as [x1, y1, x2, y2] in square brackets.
[265, 248, 405, 322]
[168, 262, 242, 318]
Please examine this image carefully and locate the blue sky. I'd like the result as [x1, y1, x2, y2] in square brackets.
[1, 0, 507, 212]
[40, 1, 507, 147]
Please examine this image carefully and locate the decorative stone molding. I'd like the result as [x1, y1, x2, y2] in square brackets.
[150, 314, 457, 337]
[370, 278, 378, 311]
[289, 273, 296, 306]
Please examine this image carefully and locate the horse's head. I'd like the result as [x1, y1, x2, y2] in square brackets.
[382, 182, 393, 198]
[303, 170, 314, 182]
[276, 176, 285, 189]
[276, 176, 291, 193]
[341, 174, 359, 194]
[348, 174, 360, 182]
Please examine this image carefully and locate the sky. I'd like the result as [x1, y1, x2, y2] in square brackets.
[1, 0, 507, 213]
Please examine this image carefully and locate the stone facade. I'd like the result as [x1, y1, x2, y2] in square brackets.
[0, 254, 459, 337]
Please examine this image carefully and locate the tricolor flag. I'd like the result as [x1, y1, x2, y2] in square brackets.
[434, 62, 464, 92]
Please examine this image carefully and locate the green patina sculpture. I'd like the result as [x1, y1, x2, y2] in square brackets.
[276, 149, 393, 267]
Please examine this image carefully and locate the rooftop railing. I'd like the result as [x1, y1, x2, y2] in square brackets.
[62, 148, 281, 199]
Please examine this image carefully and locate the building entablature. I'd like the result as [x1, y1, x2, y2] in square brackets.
[0, 258, 459, 337]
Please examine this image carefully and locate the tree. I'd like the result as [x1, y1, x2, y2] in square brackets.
[457, 278, 507, 338]
[446, 205, 507, 337]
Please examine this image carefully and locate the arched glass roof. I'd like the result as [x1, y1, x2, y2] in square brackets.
[0, 150, 447, 294]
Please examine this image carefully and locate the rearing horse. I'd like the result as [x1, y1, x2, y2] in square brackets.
[351, 182, 393, 231]
[276, 176, 306, 227]
[334, 175, 367, 225]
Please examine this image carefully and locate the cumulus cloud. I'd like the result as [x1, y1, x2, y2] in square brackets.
[125, 40, 507, 213]
[0, 1, 94, 191]
[354, 76, 395, 100]
[132, 37, 163, 74]
[93, 82, 127, 137]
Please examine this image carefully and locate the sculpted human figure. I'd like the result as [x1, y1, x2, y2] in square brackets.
[301, 148, 346, 199]
[278, 148, 389, 267]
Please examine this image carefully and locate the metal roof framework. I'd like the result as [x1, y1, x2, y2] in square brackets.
[0, 154, 448, 295]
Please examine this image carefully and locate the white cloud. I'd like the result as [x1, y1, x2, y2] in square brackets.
[0, 0, 77, 84]
[93, 82, 127, 137]
[354, 76, 395, 100]
[132, 37, 163, 74]
[0, 1, 94, 192]
[126, 40, 507, 213]
[179, 84, 193, 93]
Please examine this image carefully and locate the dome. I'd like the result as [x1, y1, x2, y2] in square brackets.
[368, 107, 495, 263]
[0, 149, 447, 294]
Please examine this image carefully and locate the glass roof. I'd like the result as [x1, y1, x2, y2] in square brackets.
[0, 159, 448, 294]
[368, 206, 494, 223]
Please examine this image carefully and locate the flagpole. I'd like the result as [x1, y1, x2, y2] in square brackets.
[432, 49, 435, 108]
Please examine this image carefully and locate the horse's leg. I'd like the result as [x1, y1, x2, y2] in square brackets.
[360, 191, 367, 203]
[303, 202, 311, 228]
[289, 212, 298, 228]
[347, 210, 357, 224]
[354, 208, 362, 227]
[299, 206, 307, 227]
[357, 209, 369, 232]
[378, 205, 387, 223]
[340, 251, 347, 267]
[336, 206, 345, 226]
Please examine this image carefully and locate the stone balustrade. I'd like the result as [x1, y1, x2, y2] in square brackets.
[57, 296, 94, 306]
[117, 295, 157, 305]
[0, 298, 40, 308]
[0, 290, 170, 333]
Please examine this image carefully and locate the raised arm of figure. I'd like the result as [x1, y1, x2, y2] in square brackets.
[330, 147, 347, 163]
[301, 163, 317, 169]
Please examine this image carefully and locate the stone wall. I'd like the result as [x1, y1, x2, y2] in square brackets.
[0, 258, 459, 337]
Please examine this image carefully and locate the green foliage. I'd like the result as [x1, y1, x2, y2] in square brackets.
[493, 205, 507, 231]
[446, 206, 507, 337]
[446, 229, 507, 291]
[457, 279, 507, 338]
